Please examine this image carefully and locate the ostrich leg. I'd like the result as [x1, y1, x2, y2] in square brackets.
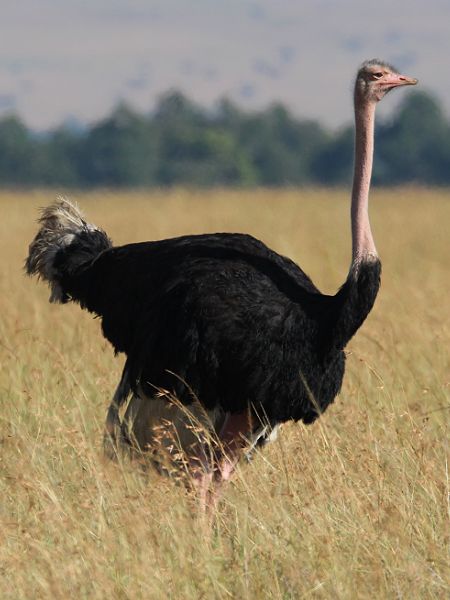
[103, 366, 131, 458]
[190, 410, 254, 511]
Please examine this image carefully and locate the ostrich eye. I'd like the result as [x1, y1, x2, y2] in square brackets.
[372, 72, 383, 79]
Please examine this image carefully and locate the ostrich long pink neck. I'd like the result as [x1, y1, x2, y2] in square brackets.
[350, 100, 378, 269]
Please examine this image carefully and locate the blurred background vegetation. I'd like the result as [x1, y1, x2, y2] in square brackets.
[1, 89, 449, 188]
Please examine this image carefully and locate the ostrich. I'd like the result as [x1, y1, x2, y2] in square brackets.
[26, 60, 417, 499]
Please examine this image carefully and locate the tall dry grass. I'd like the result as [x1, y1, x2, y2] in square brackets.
[0, 189, 449, 599]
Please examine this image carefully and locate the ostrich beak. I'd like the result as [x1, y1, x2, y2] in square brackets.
[383, 72, 418, 88]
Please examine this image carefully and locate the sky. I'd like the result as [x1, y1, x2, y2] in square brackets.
[1, 0, 449, 130]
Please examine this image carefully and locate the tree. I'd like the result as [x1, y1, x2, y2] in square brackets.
[311, 126, 353, 185]
[154, 92, 256, 186]
[79, 103, 158, 186]
[233, 104, 328, 185]
[375, 91, 450, 185]
[0, 89, 449, 188]
[37, 127, 82, 186]
[0, 116, 38, 184]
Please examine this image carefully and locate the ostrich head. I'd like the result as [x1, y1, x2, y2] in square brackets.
[354, 59, 418, 105]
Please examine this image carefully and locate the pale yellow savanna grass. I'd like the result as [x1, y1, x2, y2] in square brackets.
[0, 189, 449, 599]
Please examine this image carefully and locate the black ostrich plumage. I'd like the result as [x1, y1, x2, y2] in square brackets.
[55, 229, 381, 427]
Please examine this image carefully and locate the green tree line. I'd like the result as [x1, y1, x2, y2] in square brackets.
[0, 90, 449, 187]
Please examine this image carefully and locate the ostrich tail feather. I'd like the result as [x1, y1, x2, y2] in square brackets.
[25, 197, 112, 303]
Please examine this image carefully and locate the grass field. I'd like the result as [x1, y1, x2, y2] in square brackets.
[0, 188, 449, 599]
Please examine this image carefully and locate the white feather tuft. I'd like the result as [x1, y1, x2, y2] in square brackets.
[25, 197, 110, 303]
